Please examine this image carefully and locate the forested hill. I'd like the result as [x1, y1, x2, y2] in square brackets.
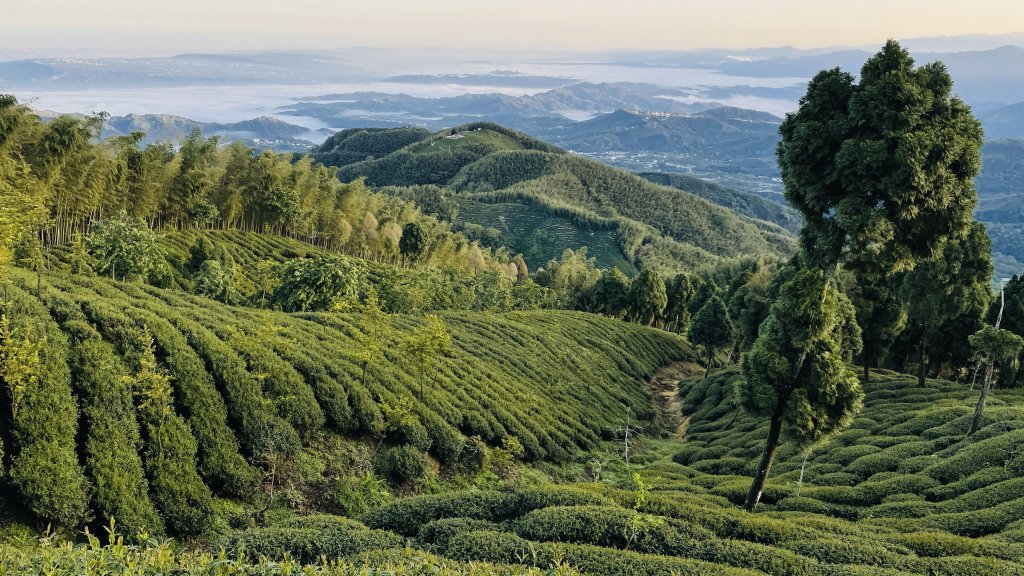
[639, 172, 803, 234]
[311, 123, 795, 273]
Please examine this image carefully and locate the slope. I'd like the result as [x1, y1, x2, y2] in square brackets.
[317, 124, 796, 273]
[349, 368, 1024, 576]
[0, 261, 691, 534]
[672, 367, 1024, 535]
[639, 172, 803, 234]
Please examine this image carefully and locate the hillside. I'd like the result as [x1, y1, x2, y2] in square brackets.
[978, 102, 1024, 140]
[346, 368, 1024, 576]
[0, 262, 690, 535]
[315, 123, 796, 272]
[639, 172, 803, 234]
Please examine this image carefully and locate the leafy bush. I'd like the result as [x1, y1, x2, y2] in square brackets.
[375, 445, 429, 483]
[215, 524, 405, 563]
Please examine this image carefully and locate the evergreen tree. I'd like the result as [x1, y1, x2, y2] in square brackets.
[629, 268, 667, 326]
[664, 273, 694, 334]
[589, 268, 631, 319]
[967, 325, 1023, 435]
[727, 271, 772, 355]
[399, 221, 427, 265]
[688, 295, 733, 378]
[741, 41, 983, 512]
[780, 41, 981, 276]
[901, 222, 993, 386]
[849, 276, 906, 381]
[738, 270, 863, 511]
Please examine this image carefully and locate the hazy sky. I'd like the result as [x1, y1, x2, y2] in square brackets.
[3, 0, 1023, 56]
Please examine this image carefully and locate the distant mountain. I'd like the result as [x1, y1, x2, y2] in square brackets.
[282, 82, 718, 131]
[716, 45, 1024, 105]
[383, 72, 576, 89]
[979, 101, 1024, 139]
[0, 52, 369, 88]
[33, 110, 317, 151]
[536, 108, 780, 156]
[525, 108, 784, 197]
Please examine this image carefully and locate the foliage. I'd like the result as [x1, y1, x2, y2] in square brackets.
[127, 329, 215, 534]
[628, 268, 667, 326]
[738, 270, 864, 445]
[271, 256, 363, 312]
[738, 269, 863, 510]
[778, 41, 982, 276]
[86, 210, 162, 282]
[375, 445, 429, 483]
[402, 314, 453, 399]
[0, 287, 91, 529]
[688, 295, 732, 370]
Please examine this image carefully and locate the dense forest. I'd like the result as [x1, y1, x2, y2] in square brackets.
[1, 41, 1024, 576]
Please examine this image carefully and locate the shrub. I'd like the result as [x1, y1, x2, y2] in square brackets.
[922, 497, 1024, 536]
[925, 429, 1024, 483]
[775, 497, 830, 515]
[2, 290, 91, 528]
[330, 474, 392, 517]
[362, 491, 515, 535]
[375, 445, 429, 483]
[418, 517, 500, 548]
[701, 538, 821, 576]
[214, 524, 405, 563]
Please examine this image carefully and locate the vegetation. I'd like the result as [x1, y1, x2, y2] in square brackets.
[0, 41, 1020, 576]
[313, 124, 796, 273]
[737, 40, 986, 512]
[0, 262, 690, 534]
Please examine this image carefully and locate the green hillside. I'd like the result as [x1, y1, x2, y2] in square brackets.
[316, 124, 796, 273]
[344, 369, 1024, 576]
[639, 172, 803, 234]
[0, 263, 689, 533]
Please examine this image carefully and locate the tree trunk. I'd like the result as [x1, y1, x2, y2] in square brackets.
[863, 363, 870, 382]
[968, 361, 995, 436]
[745, 396, 786, 512]
[704, 348, 713, 380]
[917, 339, 927, 387]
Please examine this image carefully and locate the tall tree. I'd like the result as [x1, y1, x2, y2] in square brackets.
[167, 129, 219, 228]
[738, 270, 863, 511]
[86, 210, 163, 282]
[900, 222, 993, 386]
[0, 96, 48, 264]
[781, 42, 981, 276]
[849, 276, 906, 381]
[727, 270, 772, 355]
[741, 41, 983, 512]
[629, 268, 667, 326]
[403, 314, 453, 399]
[589, 268, 631, 319]
[689, 295, 733, 378]
[664, 273, 694, 334]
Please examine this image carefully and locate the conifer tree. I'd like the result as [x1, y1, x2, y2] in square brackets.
[688, 295, 732, 378]
[629, 268, 667, 326]
[740, 41, 983, 511]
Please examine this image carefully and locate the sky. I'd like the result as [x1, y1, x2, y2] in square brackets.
[3, 0, 1023, 56]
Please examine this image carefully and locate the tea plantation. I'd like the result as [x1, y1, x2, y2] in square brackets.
[4, 257, 1023, 575]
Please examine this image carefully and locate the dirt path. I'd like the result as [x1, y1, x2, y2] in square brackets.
[646, 361, 702, 439]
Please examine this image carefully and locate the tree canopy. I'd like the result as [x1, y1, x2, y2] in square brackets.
[778, 40, 983, 276]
